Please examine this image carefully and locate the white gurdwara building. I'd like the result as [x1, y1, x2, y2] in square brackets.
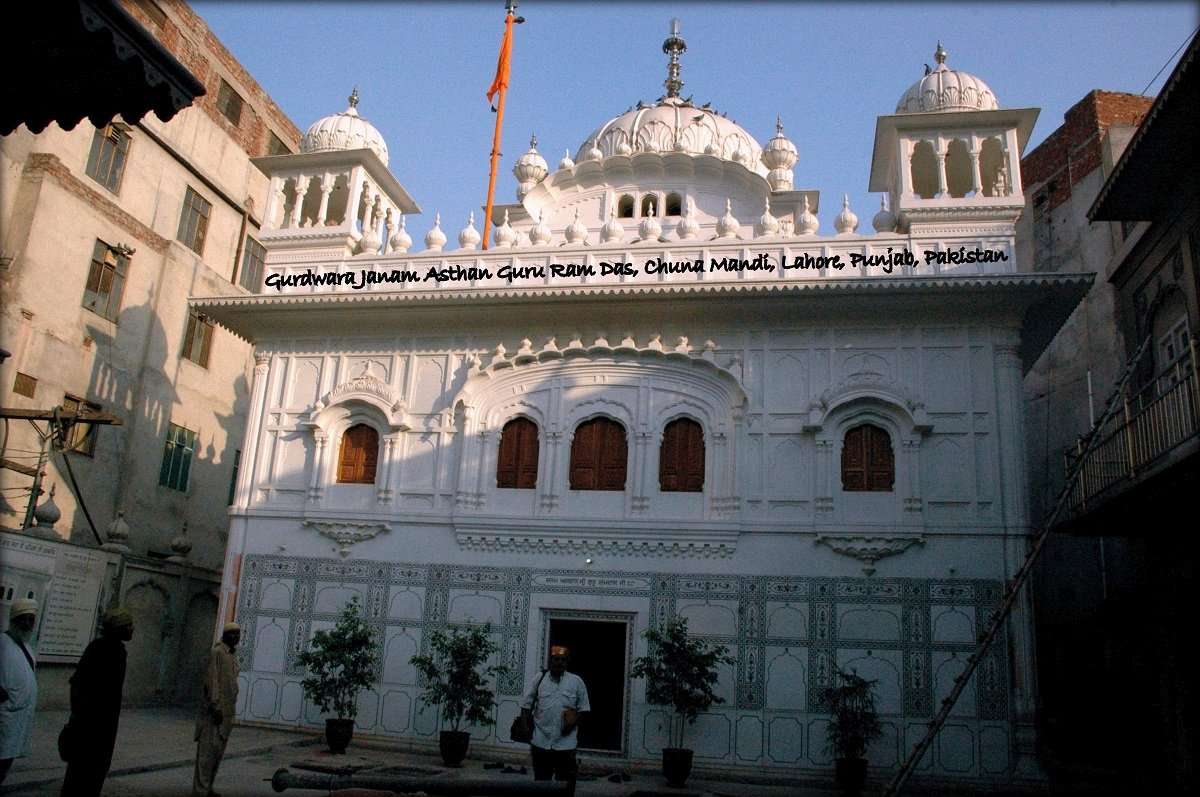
[195, 33, 1087, 783]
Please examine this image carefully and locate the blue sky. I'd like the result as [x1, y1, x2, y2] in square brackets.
[194, 1, 1197, 232]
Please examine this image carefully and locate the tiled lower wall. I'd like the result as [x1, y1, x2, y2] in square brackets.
[233, 554, 1014, 777]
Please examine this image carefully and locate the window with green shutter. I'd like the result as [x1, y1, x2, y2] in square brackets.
[159, 423, 197, 491]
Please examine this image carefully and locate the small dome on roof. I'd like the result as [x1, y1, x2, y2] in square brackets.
[895, 43, 998, 114]
[300, 89, 390, 166]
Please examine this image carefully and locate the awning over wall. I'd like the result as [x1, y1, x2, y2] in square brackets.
[0, 0, 205, 136]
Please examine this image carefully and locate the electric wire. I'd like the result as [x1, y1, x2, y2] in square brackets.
[1141, 26, 1199, 96]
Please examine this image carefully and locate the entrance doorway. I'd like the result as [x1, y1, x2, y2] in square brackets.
[546, 616, 629, 753]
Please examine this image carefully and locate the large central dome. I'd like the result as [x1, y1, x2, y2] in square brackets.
[575, 96, 766, 176]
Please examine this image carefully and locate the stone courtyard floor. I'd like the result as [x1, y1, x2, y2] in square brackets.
[0, 707, 1134, 796]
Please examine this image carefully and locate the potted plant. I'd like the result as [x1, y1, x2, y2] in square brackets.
[630, 616, 734, 788]
[822, 666, 882, 796]
[297, 596, 381, 753]
[410, 622, 506, 767]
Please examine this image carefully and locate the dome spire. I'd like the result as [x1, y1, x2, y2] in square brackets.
[348, 87, 360, 112]
[662, 18, 687, 99]
[934, 41, 948, 66]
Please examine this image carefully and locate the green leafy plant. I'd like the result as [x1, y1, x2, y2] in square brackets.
[630, 616, 735, 749]
[409, 623, 507, 733]
[822, 666, 882, 760]
[298, 597, 381, 720]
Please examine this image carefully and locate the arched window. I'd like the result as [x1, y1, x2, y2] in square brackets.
[841, 423, 894, 492]
[617, 195, 635, 218]
[569, 417, 627, 490]
[640, 194, 658, 218]
[496, 417, 539, 489]
[337, 423, 379, 484]
[665, 193, 683, 216]
[910, 141, 938, 199]
[659, 418, 704, 492]
[945, 139, 972, 198]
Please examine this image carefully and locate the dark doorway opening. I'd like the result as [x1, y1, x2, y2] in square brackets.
[547, 617, 628, 753]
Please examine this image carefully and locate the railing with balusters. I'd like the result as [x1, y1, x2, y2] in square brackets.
[1065, 336, 1200, 513]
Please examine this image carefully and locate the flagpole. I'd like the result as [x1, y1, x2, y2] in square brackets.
[482, 1, 518, 251]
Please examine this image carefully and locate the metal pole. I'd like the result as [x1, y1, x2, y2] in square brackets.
[21, 433, 47, 529]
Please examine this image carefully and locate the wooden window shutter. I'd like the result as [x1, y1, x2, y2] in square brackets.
[841, 423, 893, 492]
[866, 425, 895, 490]
[497, 417, 539, 489]
[570, 417, 627, 491]
[338, 424, 379, 484]
[660, 418, 704, 492]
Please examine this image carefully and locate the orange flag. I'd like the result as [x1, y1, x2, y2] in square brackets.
[487, 13, 514, 110]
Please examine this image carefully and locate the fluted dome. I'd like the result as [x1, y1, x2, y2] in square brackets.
[895, 43, 998, 114]
[300, 89, 390, 166]
[576, 97, 767, 176]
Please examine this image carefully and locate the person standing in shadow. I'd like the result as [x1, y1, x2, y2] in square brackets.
[60, 607, 134, 797]
[193, 622, 240, 797]
[0, 599, 39, 786]
[519, 645, 591, 788]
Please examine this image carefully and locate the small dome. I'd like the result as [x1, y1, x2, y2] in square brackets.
[388, 215, 412, 253]
[559, 149, 575, 170]
[494, 209, 518, 248]
[834, 194, 859, 235]
[895, 43, 998, 114]
[755, 197, 780, 237]
[638, 214, 663, 242]
[425, 213, 447, 252]
[514, 135, 549, 200]
[458, 212, 481, 250]
[601, 208, 625, 244]
[300, 89, 390, 165]
[529, 211, 552, 246]
[872, 195, 897, 233]
[716, 198, 740, 238]
[676, 197, 699, 240]
[797, 196, 818, 235]
[564, 208, 589, 245]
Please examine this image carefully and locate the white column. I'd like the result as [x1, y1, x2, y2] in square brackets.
[264, 176, 284, 231]
[631, 430, 653, 514]
[934, 142, 949, 199]
[316, 173, 335, 226]
[898, 138, 914, 199]
[968, 148, 983, 197]
[290, 175, 309, 228]
[308, 430, 327, 503]
[903, 437, 922, 514]
[993, 330, 1041, 777]
[1005, 129, 1023, 195]
[233, 352, 272, 508]
[377, 434, 397, 504]
[814, 438, 834, 514]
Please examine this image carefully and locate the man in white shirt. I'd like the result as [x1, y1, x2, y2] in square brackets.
[0, 599, 39, 786]
[519, 645, 590, 784]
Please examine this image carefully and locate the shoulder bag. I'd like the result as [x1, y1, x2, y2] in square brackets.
[509, 670, 547, 744]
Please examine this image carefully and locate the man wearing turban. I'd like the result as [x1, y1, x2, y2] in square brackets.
[193, 622, 240, 797]
[59, 606, 134, 796]
[0, 599, 39, 786]
[519, 644, 590, 785]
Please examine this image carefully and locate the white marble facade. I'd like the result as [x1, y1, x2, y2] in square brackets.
[198, 34, 1086, 783]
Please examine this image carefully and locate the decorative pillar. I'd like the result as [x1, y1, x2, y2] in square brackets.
[264, 176, 285, 230]
[898, 139, 915, 199]
[968, 148, 983, 197]
[308, 430, 328, 503]
[233, 352, 272, 508]
[902, 438, 923, 514]
[993, 331, 1041, 777]
[631, 430, 653, 514]
[1005, 129, 1023, 195]
[315, 173, 335, 227]
[934, 144, 949, 199]
[454, 405, 477, 510]
[377, 434, 397, 504]
[473, 429, 493, 510]
[540, 430, 563, 513]
[814, 438, 835, 513]
[291, 176, 309, 228]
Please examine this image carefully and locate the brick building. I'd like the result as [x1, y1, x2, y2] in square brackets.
[0, 0, 299, 707]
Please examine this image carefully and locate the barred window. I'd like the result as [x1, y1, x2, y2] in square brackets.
[159, 423, 196, 491]
[337, 424, 379, 484]
[216, 79, 244, 127]
[182, 309, 214, 367]
[659, 418, 704, 492]
[85, 124, 130, 193]
[841, 423, 894, 492]
[238, 236, 266, 291]
[82, 240, 129, 322]
[569, 417, 627, 491]
[177, 187, 211, 254]
[61, 395, 101, 456]
[496, 417, 539, 489]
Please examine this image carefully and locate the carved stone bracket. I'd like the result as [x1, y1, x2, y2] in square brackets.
[814, 533, 925, 576]
[303, 520, 391, 557]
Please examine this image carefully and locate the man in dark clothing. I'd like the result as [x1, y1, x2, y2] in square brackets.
[60, 607, 134, 797]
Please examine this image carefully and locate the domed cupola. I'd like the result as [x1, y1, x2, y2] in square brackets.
[761, 116, 798, 190]
[300, 88, 390, 166]
[895, 42, 998, 114]
[572, 20, 767, 176]
[513, 135, 550, 200]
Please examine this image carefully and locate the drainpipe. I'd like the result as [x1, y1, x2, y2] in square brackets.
[230, 197, 251, 286]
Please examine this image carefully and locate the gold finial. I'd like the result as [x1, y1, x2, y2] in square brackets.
[348, 87, 360, 109]
[662, 18, 687, 99]
[934, 41, 948, 65]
